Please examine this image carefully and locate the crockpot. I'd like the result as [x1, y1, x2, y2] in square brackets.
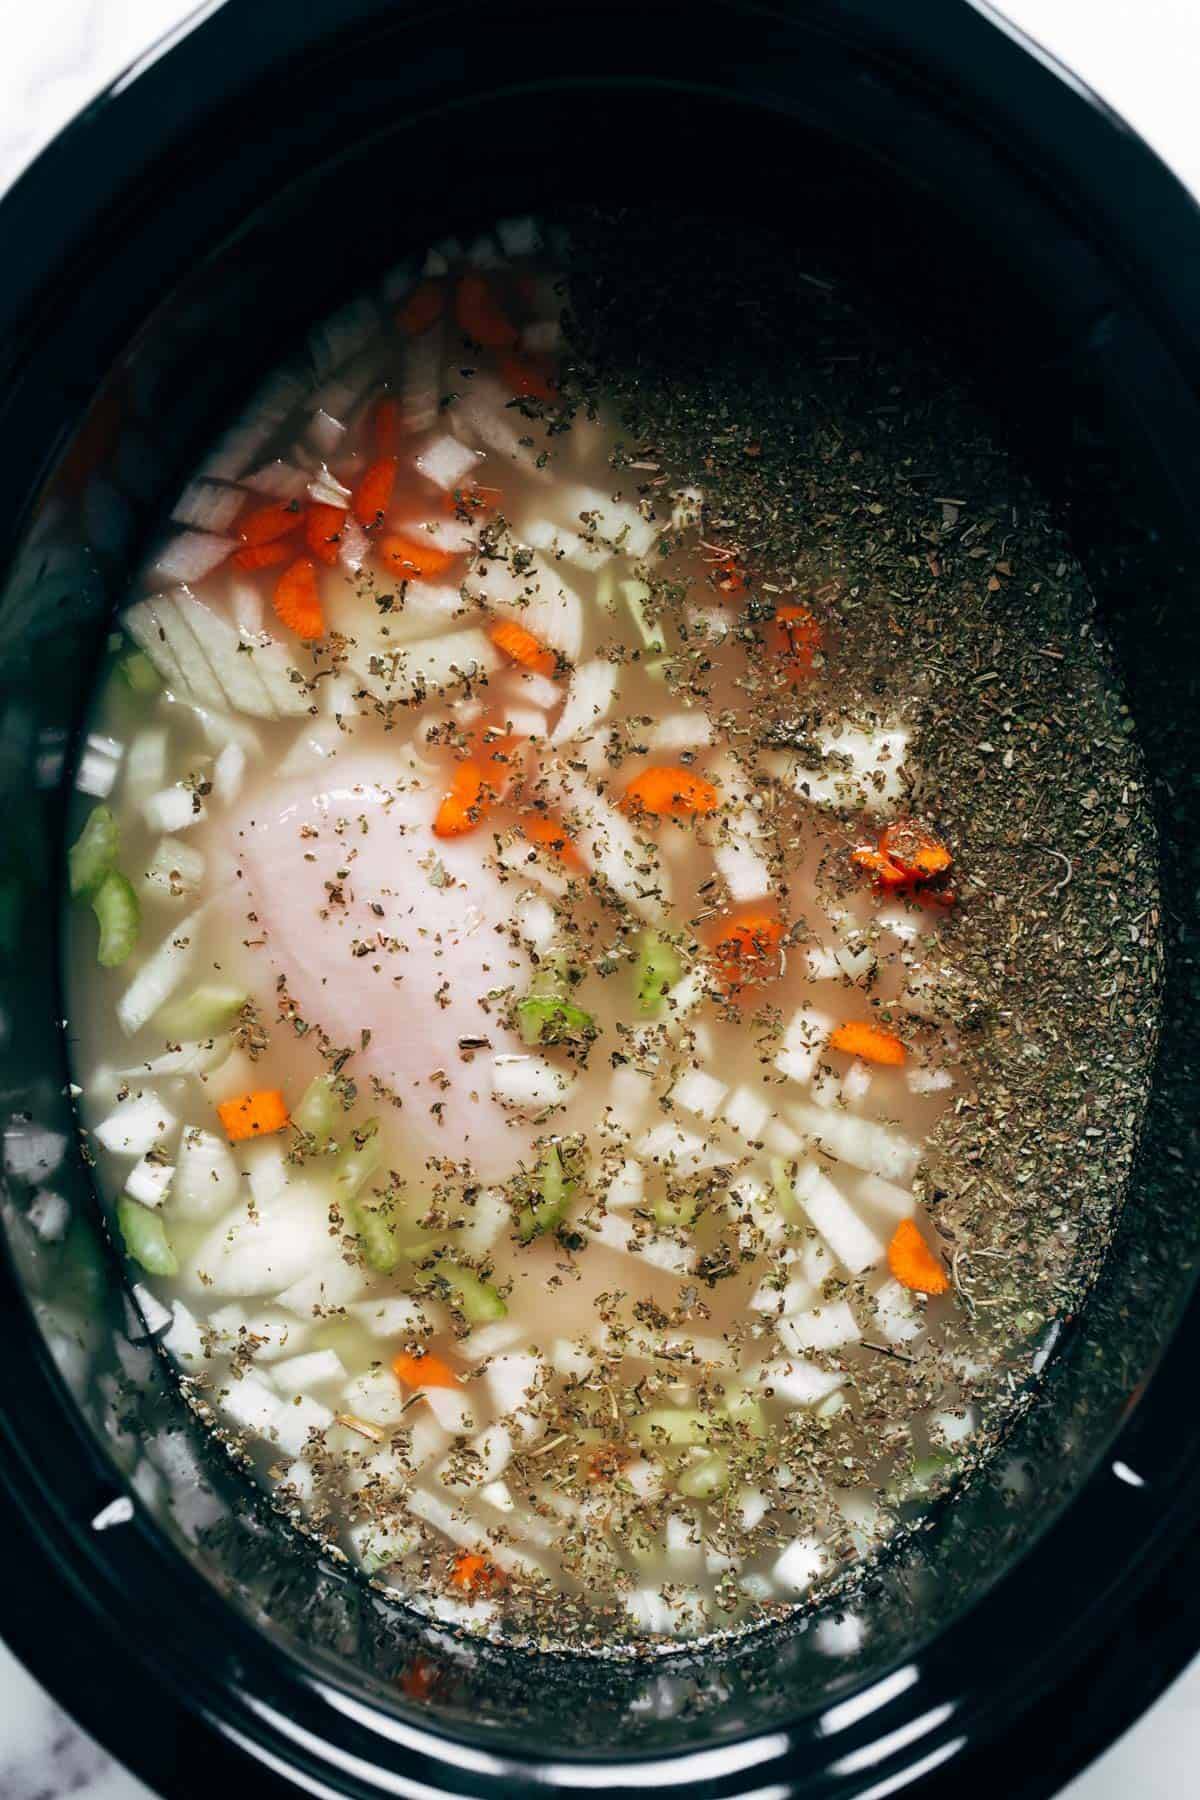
[1, 2, 1199, 1795]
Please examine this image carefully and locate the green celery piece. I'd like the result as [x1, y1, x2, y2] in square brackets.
[117, 650, 162, 696]
[723, 1387, 768, 1438]
[420, 1260, 507, 1324]
[514, 992, 595, 1049]
[653, 1192, 698, 1231]
[117, 1195, 178, 1276]
[335, 1124, 395, 1271]
[69, 804, 119, 899]
[633, 930, 682, 1017]
[634, 1407, 712, 1448]
[677, 1452, 729, 1499]
[293, 1073, 341, 1146]
[768, 1156, 800, 1221]
[160, 983, 247, 1037]
[517, 1143, 571, 1243]
[92, 870, 140, 967]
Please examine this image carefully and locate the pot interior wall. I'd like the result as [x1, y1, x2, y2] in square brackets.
[0, 5, 1197, 1777]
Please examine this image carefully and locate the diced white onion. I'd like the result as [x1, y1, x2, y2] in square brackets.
[150, 530, 235, 586]
[490, 1054, 575, 1113]
[93, 1092, 176, 1158]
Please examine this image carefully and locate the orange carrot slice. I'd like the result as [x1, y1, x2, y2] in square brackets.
[622, 766, 720, 818]
[828, 1020, 906, 1066]
[879, 819, 952, 881]
[888, 1219, 950, 1295]
[373, 396, 403, 459]
[433, 761, 487, 839]
[455, 272, 519, 348]
[273, 556, 325, 640]
[518, 812, 584, 870]
[396, 279, 445, 336]
[710, 912, 784, 993]
[237, 499, 304, 547]
[488, 617, 557, 677]
[305, 502, 345, 567]
[715, 558, 747, 599]
[233, 539, 293, 572]
[392, 1350, 459, 1389]
[499, 351, 557, 402]
[353, 456, 399, 529]
[449, 1551, 504, 1595]
[217, 1090, 289, 1143]
[850, 846, 909, 888]
[378, 533, 459, 581]
[766, 602, 822, 680]
[399, 1656, 441, 1702]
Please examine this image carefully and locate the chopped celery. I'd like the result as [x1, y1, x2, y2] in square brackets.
[634, 1407, 712, 1448]
[334, 1123, 397, 1271]
[514, 992, 595, 1049]
[349, 1198, 401, 1275]
[653, 1193, 698, 1231]
[333, 1120, 382, 1200]
[514, 1144, 575, 1245]
[677, 1452, 729, 1499]
[620, 578, 664, 652]
[293, 1073, 341, 1146]
[117, 1194, 178, 1276]
[885, 1448, 954, 1507]
[634, 931, 682, 1017]
[769, 1156, 799, 1220]
[723, 1387, 768, 1438]
[517, 1143, 572, 1242]
[159, 982, 247, 1037]
[68, 803, 119, 899]
[118, 650, 162, 697]
[419, 1260, 507, 1324]
[92, 870, 140, 968]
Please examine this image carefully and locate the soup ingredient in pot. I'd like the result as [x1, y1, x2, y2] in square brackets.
[64, 212, 1160, 1650]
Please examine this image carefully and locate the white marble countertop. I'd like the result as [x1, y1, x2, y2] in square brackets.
[1, 1, 1199, 1794]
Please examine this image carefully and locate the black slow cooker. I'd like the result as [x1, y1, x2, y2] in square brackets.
[1, 2, 1199, 1795]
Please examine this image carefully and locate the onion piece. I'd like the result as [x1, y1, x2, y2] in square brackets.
[171, 480, 243, 534]
[551, 658, 617, 746]
[243, 460, 311, 500]
[149, 530, 235, 586]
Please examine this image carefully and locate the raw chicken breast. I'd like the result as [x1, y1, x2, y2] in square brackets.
[225, 753, 536, 1179]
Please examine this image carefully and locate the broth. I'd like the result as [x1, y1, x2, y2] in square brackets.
[64, 214, 1160, 1647]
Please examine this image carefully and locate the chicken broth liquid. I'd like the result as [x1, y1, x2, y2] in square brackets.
[64, 214, 1161, 1647]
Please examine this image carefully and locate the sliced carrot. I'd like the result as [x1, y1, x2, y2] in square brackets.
[353, 456, 399, 529]
[217, 1090, 289, 1143]
[392, 1350, 459, 1389]
[499, 351, 557, 403]
[915, 885, 957, 911]
[888, 1218, 950, 1296]
[237, 499, 304, 547]
[305, 501, 346, 567]
[879, 819, 952, 881]
[488, 617, 557, 678]
[710, 912, 785, 994]
[518, 812, 584, 870]
[449, 1550, 504, 1596]
[828, 1020, 906, 1067]
[715, 558, 747, 599]
[433, 762, 486, 839]
[455, 271, 519, 349]
[766, 601, 822, 680]
[373, 396, 403, 459]
[399, 1656, 441, 1702]
[378, 533, 459, 581]
[396, 279, 445, 336]
[233, 539, 293, 572]
[273, 556, 325, 640]
[850, 846, 909, 888]
[622, 765, 720, 818]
